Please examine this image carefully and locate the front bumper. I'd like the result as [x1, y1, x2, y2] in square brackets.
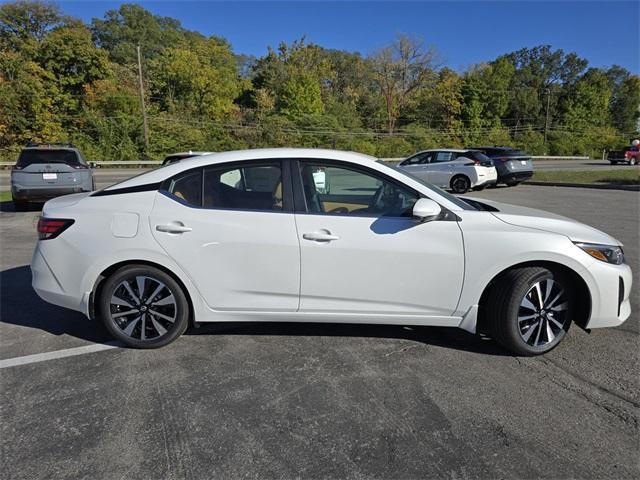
[12, 186, 89, 202]
[584, 260, 633, 329]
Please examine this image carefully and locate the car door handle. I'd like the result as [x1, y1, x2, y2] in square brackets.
[156, 223, 192, 234]
[303, 231, 340, 242]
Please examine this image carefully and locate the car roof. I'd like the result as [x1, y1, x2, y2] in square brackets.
[408, 149, 474, 156]
[165, 151, 214, 157]
[106, 148, 378, 190]
[22, 146, 79, 152]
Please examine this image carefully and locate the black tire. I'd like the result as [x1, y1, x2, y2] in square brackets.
[485, 267, 572, 356]
[610, 161, 617, 165]
[98, 265, 190, 348]
[472, 184, 487, 191]
[12, 199, 28, 211]
[450, 175, 471, 194]
[504, 180, 520, 187]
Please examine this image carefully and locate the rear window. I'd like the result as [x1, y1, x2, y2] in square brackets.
[465, 151, 492, 162]
[17, 149, 81, 167]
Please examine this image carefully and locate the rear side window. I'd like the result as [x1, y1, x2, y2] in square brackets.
[167, 170, 202, 206]
[204, 163, 283, 211]
[17, 149, 81, 168]
[434, 152, 453, 163]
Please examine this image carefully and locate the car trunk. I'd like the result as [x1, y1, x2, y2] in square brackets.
[498, 156, 533, 173]
[12, 163, 87, 187]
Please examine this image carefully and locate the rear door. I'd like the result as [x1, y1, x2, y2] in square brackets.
[149, 160, 301, 311]
[428, 151, 456, 186]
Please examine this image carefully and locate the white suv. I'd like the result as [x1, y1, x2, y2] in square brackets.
[398, 149, 498, 193]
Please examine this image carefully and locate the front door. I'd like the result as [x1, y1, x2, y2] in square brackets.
[150, 161, 300, 311]
[294, 160, 464, 316]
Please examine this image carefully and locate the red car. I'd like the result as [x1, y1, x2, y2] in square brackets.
[607, 146, 639, 165]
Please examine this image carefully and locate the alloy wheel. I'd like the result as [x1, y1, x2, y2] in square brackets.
[517, 279, 568, 347]
[109, 275, 177, 340]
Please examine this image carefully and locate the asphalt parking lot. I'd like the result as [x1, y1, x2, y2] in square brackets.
[0, 184, 638, 479]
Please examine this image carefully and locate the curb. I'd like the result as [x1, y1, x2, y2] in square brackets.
[524, 181, 640, 192]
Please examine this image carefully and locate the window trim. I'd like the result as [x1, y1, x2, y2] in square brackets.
[292, 158, 422, 218]
[159, 159, 294, 213]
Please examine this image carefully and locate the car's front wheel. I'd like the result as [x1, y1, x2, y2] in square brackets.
[98, 265, 190, 348]
[485, 267, 571, 355]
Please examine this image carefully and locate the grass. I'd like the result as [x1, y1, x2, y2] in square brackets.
[531, 169, 640, 185]
[0, 190, 11, 202]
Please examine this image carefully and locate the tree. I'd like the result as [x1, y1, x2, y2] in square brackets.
[91, 3, 190, 64]
[0, 1, 65, 53]
[370, 34, 440, 134]
[561, 68, 611, 130]
[150, 37, 240, 119]
[38, 23, 110, 115]
[606, 66, 640, 133]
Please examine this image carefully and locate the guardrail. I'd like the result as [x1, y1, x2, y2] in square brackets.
[0, 155, 592, 169]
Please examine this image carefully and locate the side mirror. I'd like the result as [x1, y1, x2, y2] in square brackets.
[412, 198, 442, 222]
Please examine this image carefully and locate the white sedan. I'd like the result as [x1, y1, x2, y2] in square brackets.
[398, 149, 498, 193]
[31, 149, 631, 355]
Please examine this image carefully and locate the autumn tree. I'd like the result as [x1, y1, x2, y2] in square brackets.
[370, 34, 440, 134]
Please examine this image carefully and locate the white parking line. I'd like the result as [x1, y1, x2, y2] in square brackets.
[0, 341, 124, 369]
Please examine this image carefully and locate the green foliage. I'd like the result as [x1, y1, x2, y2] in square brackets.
[0, 2, 637, 162]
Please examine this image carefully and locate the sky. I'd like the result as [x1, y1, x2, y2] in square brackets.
[48, 1, 640, 73]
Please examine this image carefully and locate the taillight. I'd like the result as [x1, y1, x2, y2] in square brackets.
[473, 159, 481, 165]
[72, 164, 89, 169]
[37, 217, 74, 240]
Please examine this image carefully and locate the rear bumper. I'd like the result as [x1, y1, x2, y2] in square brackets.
[31, 247, 90, 316]
[498, 171, 533, 183]
[12, 186, 89, 202]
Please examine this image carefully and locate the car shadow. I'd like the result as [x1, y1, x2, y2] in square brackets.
[0, 265, 110, 343]
[1, 265, 509, 357]
[0, 201, 44, 213]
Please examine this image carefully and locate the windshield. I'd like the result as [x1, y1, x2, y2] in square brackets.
[17, 149, 82, 167]
[386, 164, 477, 210]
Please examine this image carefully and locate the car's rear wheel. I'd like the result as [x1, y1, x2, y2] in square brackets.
[98, 265, 189, 348]
[504, 180, 520, 187]
[472, 184, 486, 191]
[450, 175, 471, 194]
[485, 267, 571, 355]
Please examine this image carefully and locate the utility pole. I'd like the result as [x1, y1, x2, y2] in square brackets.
[543, 88, 551, 152]
[136, 45, 150, 152]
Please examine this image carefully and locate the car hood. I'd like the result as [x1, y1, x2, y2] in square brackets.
[465, 197, 622, 246]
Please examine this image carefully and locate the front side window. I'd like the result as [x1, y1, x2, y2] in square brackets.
[299, 161, 418, 217]
[400, 152, 430, 166]
[203, 162, 283, 210]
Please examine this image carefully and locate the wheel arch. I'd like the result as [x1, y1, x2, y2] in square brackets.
[475, 260, 592, 334]
[89, 259, 196, 326]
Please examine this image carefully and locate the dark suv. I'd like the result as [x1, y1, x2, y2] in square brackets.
[469, 146, 534, 186]
[10, 143, 95, 210]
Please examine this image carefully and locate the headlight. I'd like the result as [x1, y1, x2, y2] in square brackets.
[574, 242, 625, 265]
